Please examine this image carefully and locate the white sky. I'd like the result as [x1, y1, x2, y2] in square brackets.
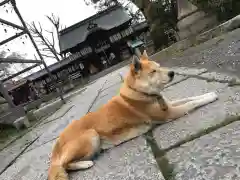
[0, 0, 97, 60]
[0, 0, 98, 78]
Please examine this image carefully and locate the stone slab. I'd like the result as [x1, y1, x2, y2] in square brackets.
[101, 81, 122, 92]
[0, 137, 165, 180]
[33, 100, 63, 120]
[100, 82, 122, 97]
[64, 87, 87, 101]
[13, 116, 30, 130]
[103, 75, 123, 90]
[0, 96, 6, 104]
[154, 78, 240, 150]
[39, 103, 74, 125]
[165, 75, 187, 88]
[199, 71, 240, 83]
[0, 140, 53, 180]
[170, 66, 207, 76]
[0, 130, 40, 174]
[166, 121, 240, 180]
[103, 66, 129, 89]
[0, 103, 8, 114]
[109, 65, 130, 78]
[90, 83, 122, 112]
[0, 118, 57, 172]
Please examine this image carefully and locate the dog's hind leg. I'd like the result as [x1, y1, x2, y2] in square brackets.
[67, 161, 94, 170]
[48, 129, 100, 180]
[60, 129, 100, 171]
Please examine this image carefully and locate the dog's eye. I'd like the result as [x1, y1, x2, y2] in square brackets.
[150, 70, 156, 74]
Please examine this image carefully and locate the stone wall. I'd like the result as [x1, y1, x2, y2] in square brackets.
[178, 12, 218, 40]
[152, 15, 240, 60]
[177, 0, 218, 40]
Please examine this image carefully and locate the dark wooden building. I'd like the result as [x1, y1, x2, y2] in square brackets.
[59, 4, 141, 73]
[4, 5, 150, 105]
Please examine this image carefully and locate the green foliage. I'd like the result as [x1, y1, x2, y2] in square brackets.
[191, 0, 240, 22]
[150, 22, 170, 50]
[145, 0, 178, 49]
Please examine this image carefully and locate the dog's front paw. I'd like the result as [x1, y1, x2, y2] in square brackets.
[207, 92, 218, 102]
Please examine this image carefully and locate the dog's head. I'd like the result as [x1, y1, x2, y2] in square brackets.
[126, 50, 174, 95]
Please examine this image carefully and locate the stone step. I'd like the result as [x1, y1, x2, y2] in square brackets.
[13, 116, 30, 130]
[166, 121, 240, 179]
[154, 77, 240, 150]
[0, 137, 165, 180]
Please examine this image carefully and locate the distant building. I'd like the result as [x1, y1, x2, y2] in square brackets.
[2, 5, 149, 105]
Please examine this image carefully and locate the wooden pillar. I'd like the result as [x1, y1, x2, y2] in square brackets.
[0, 81, 15, 108]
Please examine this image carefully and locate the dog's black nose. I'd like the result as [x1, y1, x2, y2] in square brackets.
[168, 71, 175, 78]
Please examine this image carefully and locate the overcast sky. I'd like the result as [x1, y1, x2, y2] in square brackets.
[0, 0, 97, 60]
[0, 0, 99, 78]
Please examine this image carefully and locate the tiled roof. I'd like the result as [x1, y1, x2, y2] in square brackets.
[59, 5, 131, 52]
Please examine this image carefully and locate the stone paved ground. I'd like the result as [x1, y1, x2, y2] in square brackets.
[155, 28, 240, 78]
[1, 63, 240, 180]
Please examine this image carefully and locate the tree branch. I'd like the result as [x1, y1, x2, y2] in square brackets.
[29, 21, 61, 62]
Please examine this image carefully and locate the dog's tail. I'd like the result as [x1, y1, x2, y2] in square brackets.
[48, 164, 68, 180]
[48, 140, 68, 180]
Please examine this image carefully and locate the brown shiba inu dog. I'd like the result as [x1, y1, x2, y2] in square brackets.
[48, 50, 218, 180]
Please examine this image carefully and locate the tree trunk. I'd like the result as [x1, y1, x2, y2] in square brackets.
[133, 0, 178, 50]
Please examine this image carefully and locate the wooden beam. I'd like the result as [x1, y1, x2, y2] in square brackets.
[1, 64, 39, 82]
[0, 57, 42, 64]
[0, 17, 25, 31]
[0, 0, 11, 6]
[0, 31, 26, 46]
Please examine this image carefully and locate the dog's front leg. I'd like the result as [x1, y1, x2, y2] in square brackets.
[167, 92, 218, 120]
[170, 92, 217, 106]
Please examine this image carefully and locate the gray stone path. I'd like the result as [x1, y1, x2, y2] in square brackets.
[155, 28, 240, 78]
[166, 121, 240, 180]
[154, 78, 240, 150]
[1, 65, 240, 180]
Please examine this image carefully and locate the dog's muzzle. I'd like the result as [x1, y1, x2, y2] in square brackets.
[168, 71, 175, 81]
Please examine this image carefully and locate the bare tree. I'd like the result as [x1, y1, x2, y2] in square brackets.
[28, 20, 62, 62]
[123, 1, 145, 24]
[46, 13, 66, 58]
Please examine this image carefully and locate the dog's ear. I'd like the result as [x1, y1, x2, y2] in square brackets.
[132, 55, 141, 73]
[141, 50, 149, 60]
